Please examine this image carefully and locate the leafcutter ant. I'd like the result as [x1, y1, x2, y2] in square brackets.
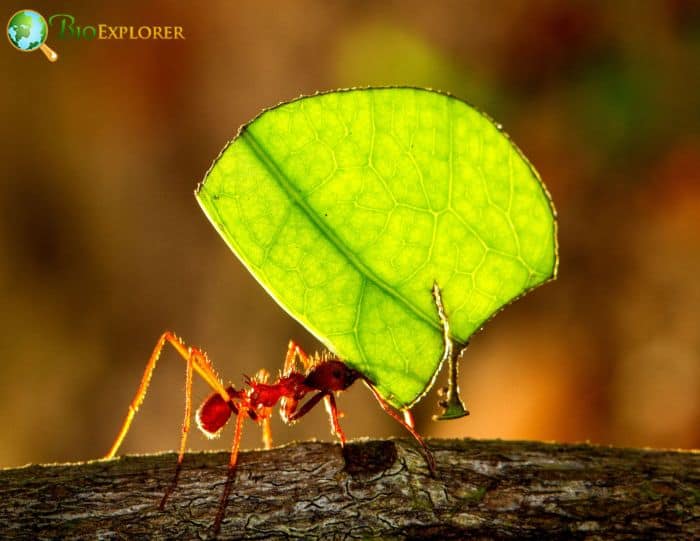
[104, 284, 462, 533]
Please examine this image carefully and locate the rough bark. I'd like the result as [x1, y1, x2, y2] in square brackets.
[0, 438, 697, 540]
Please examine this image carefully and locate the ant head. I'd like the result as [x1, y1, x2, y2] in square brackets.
[304, 359, 361, 392]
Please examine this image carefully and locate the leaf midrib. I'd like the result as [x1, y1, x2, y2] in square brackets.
[241, 129, 443, 343]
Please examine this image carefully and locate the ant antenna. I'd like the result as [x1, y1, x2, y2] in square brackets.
[432, 282, 470, 421]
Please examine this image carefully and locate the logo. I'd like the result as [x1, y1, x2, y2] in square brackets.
[7, 10, 185, 62]
[7, 9, 58, 62]
[48, 14, 185, 41]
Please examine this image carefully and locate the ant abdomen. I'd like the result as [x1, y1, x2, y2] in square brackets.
[196, 385, 238, 438]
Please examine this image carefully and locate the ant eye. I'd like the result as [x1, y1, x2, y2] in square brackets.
[332, 369, 341, 379]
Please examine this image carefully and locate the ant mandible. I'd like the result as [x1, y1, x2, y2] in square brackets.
[104, 285, 453, 531]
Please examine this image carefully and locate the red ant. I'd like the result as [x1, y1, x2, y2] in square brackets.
[103, 305, 454, 532]
[105, 334, 434, 468]
[104, 285, 464, 534]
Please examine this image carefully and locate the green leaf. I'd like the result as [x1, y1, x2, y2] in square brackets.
[197, 88, 557, 409]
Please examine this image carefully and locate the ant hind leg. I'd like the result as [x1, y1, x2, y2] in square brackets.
[105, 332, 236, 514]
[105, 331, 232, 460]
[159, 357, 194, 510]
[213, 405, 248, 536]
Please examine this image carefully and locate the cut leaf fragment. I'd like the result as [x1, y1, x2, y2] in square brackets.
[197, 88, 557, 410]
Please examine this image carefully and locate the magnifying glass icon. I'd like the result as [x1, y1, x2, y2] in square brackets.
[7, 9, 58, 62]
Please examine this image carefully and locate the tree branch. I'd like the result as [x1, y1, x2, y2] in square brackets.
[1, 439, 698, 539]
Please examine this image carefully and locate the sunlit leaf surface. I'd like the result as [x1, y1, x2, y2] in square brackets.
[197, 88, 557, 409]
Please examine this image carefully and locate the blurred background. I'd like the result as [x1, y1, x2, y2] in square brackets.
[1, 1, 699, 468]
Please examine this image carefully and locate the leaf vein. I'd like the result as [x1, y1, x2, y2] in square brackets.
[241, 132, 442, 351]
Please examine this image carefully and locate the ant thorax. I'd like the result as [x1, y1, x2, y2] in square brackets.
[247, 374, 306, 407]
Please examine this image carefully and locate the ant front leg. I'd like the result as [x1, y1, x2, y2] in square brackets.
[286, 391, 326, 423]
[403, 409, 416, 429]
[283, 342, 350, 443]
[286, 391, 348, 445]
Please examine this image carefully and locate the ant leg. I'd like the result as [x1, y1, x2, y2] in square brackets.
[249, 369, 274, 450]
[366, 384, 436, 475]
[280, 340, 314, 425]
[283, 340, 313, 375]
[229, 405, 247, 468]
[213, 405, 248, 535]
[323, 394, 347, 445]
[286, 391, 348, 445]
[158, 358, 193, 510]
[403, 409, 415, 429]
[105, 331, 232, 459]
[178, 359, 194, 462]
[261, 417, 272, 450]
[286, 391, 326, 422]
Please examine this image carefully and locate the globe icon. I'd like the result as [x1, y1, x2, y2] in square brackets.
[7, 9, 58, 61]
